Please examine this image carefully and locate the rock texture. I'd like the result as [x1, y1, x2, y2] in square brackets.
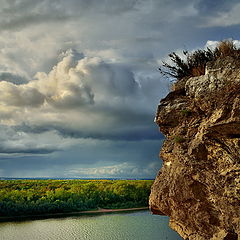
[149, 57, 240, 240]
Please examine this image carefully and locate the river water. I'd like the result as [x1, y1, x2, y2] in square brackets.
[0, 211, 181, 240]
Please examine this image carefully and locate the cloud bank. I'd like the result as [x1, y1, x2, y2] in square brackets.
[0, 49, 166, 143]
[1, 0, 240, 178]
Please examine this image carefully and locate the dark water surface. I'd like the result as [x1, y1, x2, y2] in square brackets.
[0, 211, 181, 240]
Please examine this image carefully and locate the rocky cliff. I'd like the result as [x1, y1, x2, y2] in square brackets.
[149, 56, 240, 240]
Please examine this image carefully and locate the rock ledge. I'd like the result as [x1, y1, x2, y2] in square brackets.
[149, 57, 240, 240]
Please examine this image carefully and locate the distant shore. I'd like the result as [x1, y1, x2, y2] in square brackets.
[80, 207, 148, 214]
[0, 207, 149, 222]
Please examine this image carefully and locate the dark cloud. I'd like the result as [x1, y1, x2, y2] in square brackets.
[0, 139, 163, 178]
[0, 147, 57, 154]
[0, 0, 70, 30]
[52, 125, 161, 141]
[0, 72, 28, 84]
[0, 125, 66, 157]
[194, 0, 239, 15]
[15, 115, 162, 141]
[0, 0, 141, 31]
[0, 14, 69, 31]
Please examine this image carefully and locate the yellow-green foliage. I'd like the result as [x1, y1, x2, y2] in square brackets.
[0, 179, 153, 217]
[180, 109, 192, 117]
[174, 136, 185, 143]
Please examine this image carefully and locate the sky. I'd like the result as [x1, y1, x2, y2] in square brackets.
[0, 0, 240, 179]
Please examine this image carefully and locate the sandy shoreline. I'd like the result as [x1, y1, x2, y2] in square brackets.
[80, 207, 148, 214]
[0, 207, 149, 222]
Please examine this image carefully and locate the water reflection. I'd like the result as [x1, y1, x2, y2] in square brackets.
[0, 211, 181, 240]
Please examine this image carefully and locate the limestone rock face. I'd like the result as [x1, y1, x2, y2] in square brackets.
[149, 57, 240, 240]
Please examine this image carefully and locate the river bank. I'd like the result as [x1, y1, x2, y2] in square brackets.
[0, 207, 149, 222]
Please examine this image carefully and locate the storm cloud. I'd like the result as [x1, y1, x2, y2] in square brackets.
[0, 0, 239, 178]
[0, 49, 165, 143]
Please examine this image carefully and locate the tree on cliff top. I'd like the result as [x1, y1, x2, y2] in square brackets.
[159, 40, 240, 81]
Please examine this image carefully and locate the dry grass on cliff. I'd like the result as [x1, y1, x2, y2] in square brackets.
[215, 40, 240, 58]
[159, 40, 240, 81]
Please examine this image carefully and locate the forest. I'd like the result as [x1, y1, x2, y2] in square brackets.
[0, 179, 153, 217]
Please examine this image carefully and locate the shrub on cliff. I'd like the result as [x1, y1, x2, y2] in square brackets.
[159, 40, 240, 80]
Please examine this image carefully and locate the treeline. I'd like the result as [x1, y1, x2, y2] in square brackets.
[0, 180, 153, 217]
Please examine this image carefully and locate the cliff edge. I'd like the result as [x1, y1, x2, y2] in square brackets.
[149, 56, 240, 240]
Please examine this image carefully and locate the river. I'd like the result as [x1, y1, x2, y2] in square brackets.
[0, 210, 181, 240]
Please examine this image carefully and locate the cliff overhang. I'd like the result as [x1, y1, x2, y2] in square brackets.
[149, 56, 240, 240]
